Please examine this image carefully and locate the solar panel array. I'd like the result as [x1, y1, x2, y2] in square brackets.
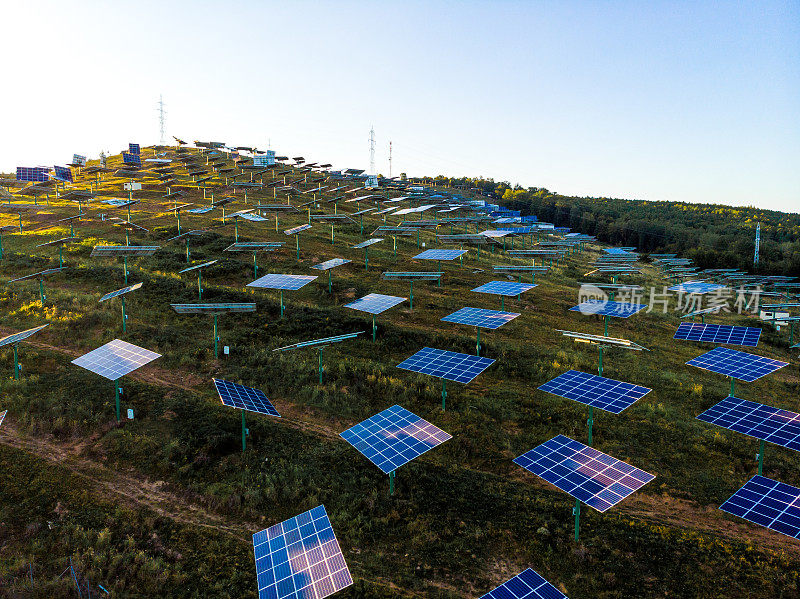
[122, 152, 141, 166]
[99, 282, 143, 302]
[72, 339, 161, 380]
[696, 395, 800, 452]
[247, 274, 317, 290]
[252, 505, 353, 599]
[214, 378, 280, 417]
[53, 166, 73, 182]
[128, 143, 141, 155]
[312, 258, 351, 270]
[479, 568, 568, 599]
[686, 347, 789, 382]
[472, 281, 537, 296]
[344, 293, 406, 315]
[719, 475, 800, 540]
[539, 370, 651, 414]
[514, 435, 655, 512]
[441, 307, 520, 330]
[171, 303, 256, 313]
[0, 324, 49, 348]
[569, 300, 647, 318]
[413, 249, 467, 260]
[16, 167, 49, 182]
[674, 323, 761, 347]
[340, 405, 452, 473]
[667, 281, 725, 294]
[396, 347, 495, 384]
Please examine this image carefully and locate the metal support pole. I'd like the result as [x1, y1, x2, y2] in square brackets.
[604, 316, 609, 337]
[115, 379, 121, 422]
[476, 327, 481, 356]
[198, 270, 203, 300]
[441, 379, 447, 411]
[253, 252, 258, 279]
[241, 410, 247, 452]
[372, 315, 377, 342]
[757, 439, 765, 475]
[389, 470, 395, 495]
[587, 406, 594, 446]
[409, 281, 414, 311]
[59, 246, 63, 268]
[123, 257, 128, 284]
[501, 296, 505, 311]
[13, 345, 19, 380]
[574, 499, 580, 541]
[235, 219, 239, 242]
[437, 262, 442, 287]
[365, 247, 369, 271]
[185, 240, 191, 263]
[280, 291, 285, 317]
[598, 346, 604, 376]
[296, 236, 300, 260]
[328, 270, 332, 294]
[730, 377, 735, 397]
[330, 224, 334, 244]
[121, 296, 127, 333]
[213, 314, 219, 358]
[318, 348, 324, 384]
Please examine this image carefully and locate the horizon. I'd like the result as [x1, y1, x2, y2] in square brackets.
[3, 1, 798, 213]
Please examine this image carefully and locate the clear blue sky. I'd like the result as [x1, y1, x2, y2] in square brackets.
[4, 1, 798, 212]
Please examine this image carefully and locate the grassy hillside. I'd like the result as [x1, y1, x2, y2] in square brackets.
[0, 149, 798, 598]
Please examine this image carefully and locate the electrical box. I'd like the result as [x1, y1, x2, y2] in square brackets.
[223, 346, 230, 355]
[123, 182, 142, 191]
[127, 409, 134, 420]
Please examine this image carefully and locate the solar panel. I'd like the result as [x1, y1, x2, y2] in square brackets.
[674, 323, 761, 347]
[72, 154, 87, 166]
[53, 166, 73, 183]
[274, 332, 363, 351]
[344, 293, 406, 315]
[16, 167, 49, 182]
[396, 347, 495, 384]
[91, 246, 159, 257]
[179, 260, 218, 274]
[539, 370, 651, 414]
[479, 568, 568, 599]
[213, 378, 280, 417]
[128, 143, 141, 155]
[99, 282, 143, 302]
[252, 505, 353, 599]
[311, 258, 351, 271]
[0, 410, 5, 427]
[514, 435, 655, 512]
[413, 249, 467, 261]
[340, 404, 452, 473]
[686, 347, 788, 382]
[472, 281, 537, 296]
[171, 303, 256, 314]
[225, 242, 283, 251]
[719, 475, 800, 539]
[284, 224, 312, 235]
[247, 274, 317, 290]
[8, 268, 63, 283]
[122, 152, 141, 166]
[696, 395, 800, 452]
[569, 300, 647, 318]
[381, 271, 443, 281]
[441, 307, 519, 330]
[72, 339, 161, 380]
[0, 324, 49, 348]
[556, 329, 649, 351]
[187, 207, 214, 214]
[352, 238, 383, 249]
[667, 281, 726, 294]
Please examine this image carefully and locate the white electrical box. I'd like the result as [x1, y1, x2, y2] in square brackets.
[123, 182, 142, 191]
[223, 346, 230, 355]
[127, 409, 134, 420]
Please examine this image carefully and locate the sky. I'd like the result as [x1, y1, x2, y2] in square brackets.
[3, 1, 799, 212]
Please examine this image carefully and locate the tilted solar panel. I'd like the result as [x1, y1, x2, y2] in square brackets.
[252, 505, 353, 599]
[413, 249, 467, 260]
[247, 273, 317, 290]
[472, 281, 537, 296]
[0, 324, 49, 348]
[274, 332, 363, 351]
[72, 339, 161, 380]
[284, 224, 312, 235]
[16, 167, 49, 182]
[128, 143, 141, 155]
[179, 260, 217, 274]
[396, 347, 495, 384]
[171, 303, 256, 314]
[538, 370, 651, 414]
[53, 166, 73, 182]
[99, 282, 143, 302]
[479, 568, 568, 599]
[213, 378, 280, 417]
[122, 152, 141, 166]
[91, 246, 159, 257]
[667, 281, 725, 294]
[686, 347, 788, 382]
[697, 395, 800, 452]
[312, 258, 351, 271]
[674, 323, 761, 347]
[340, 404, 452, 473]
[441, 307, 519, 330]
[344, 293, 406, 315]
[352, 238, 383, 249]
[514, 435, 655, 512]
[719, 475, 800, 539]
[569, 300, 647, 318]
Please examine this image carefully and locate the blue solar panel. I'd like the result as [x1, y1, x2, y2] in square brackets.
[686, 347, 788, 382]
[514, 435, 655, 512]
[0, 410, 6, 428]
[539, 370, 651, 414]
[413, 249, 467, 261]
[53, 166, 73, 183]
[480, 568, 568, 599]
[311, 258, 351, 271]
[252, 505, 353, 599]
[129, 143, 140, 155]
[16, 167, 49, 182]
[340, 405, 451, 473]
[214, 378, 280, 417]
[472, 281, 537, 296]
[569, 300, 647, 318]
[674, 323, 761, 347]
[99, 282, 143, 303]
[122, 152, 141, 166]
[696, 395, 800, 452]
[719, 475, 800, 539]
[441, 307, 519, 330]
[396, 347, 495, 384]
[344, 293, 405, 315]
[667, 281, 725, 294]
[247, 274, 318, 290]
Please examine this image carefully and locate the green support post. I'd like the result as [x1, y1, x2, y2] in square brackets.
[13, 345, 19, 380]
[409, 281, 414, 311]
[372, 315, 377, 342]
[241, 410, 247, 452]
[365, 248, 369, 271]
[501, 296, 505, 311]
[114, 379, 121, 422]
[441, 379, 447, 411]
[437, 262, 441, 287]
[280, 291, 285, 318]
[598, 346, 604, 376]
[604, 316, 609, 337]
[330, 224, 334, 244]
[213, 314, 219, 358]
[121, 296, 127, 333]
[587, 406, 594, 446]
[39, 279, 45, 306]
[393, 236, 397, 259]
[574, 499, 581, 541]
[177, 212, 182, 235]
[185, 240, 191, 263]
[253, 252, 258, 279]
[328, 270, 332, 294]
[58, 246, 63, 268]
[389, 470, 395, 495]
[234, 219, 239, 242]
[360, 215, 364, 236]
[318, 348, 324, 384]
[730, 377, 735, 397]
[123, 257, 129, 284]
[296, 236, 300, 260]
[476, 327, 481, 356]
[198, 270, 203, 300]
[757, 439, 765, 475]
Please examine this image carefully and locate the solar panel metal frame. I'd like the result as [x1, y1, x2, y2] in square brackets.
[340, 404, 452, 473]
[396, 347, 495, 384]
[514, 434, 655, 512]
[178, 260, 218, 274]
[569, 300, 647, 318]
[224, 242, 283, 252]
[247, 273, 318, 290]
[352, 238, 384, 249]
[284, 224, 312, 235]
[667, 281, 727, 294]
[273, 332, 364, 351]
[539, 369, 651, 414]
[91, 246, 159, 257]
[213, 378, 280, 417]
[252, 505, 353, 599]
[441, 307, 520, 330]
[71, 339, 161, 380]
[344, 293, 406, 315]
[413, 249, 467, 261]
[479, 568, 567, 599]
[556, 329, 649, 351]
[381, 271, 443, 281]
[686, 347, 788, 382]
[719, 475, 800, 540]
[674, 322, 761, 347]
[171, 303, 256, 314]
[0, 324, 49, 347]
[697, 395, 800, 452]
[311, 258, 351, 271]
[99, 282, 143, 302]
[472, 281, 537, 297]
[8, 268, 63, 283]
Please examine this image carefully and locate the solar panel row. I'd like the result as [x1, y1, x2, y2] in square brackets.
[674, 323, 761, 347]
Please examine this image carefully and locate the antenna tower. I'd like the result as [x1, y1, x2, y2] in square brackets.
[157, 95, 166, 144]
[388, 141, 392, 178]
[754, 222, 760, 267]
[368, 126, 376, 175]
